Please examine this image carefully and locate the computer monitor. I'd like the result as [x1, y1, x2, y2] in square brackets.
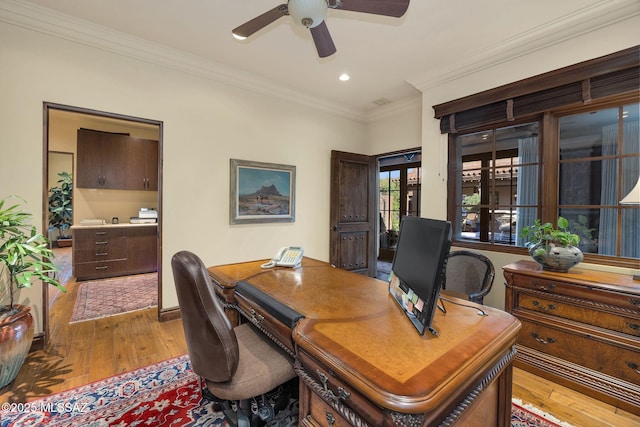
[388, 216, 452, 335]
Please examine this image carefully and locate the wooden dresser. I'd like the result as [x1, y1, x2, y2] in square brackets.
[503, 260, 640, 415]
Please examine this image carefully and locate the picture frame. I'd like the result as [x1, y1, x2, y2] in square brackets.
[229, 159, 296, 224]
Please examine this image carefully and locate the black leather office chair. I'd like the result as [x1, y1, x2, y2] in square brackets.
[444, 250, 495, 304]
[171, 251, 296, 427]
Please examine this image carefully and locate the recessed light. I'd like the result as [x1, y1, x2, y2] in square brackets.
[339, 73, 350, 82]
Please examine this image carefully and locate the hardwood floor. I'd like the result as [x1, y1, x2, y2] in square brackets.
[1, 273, 639, 426]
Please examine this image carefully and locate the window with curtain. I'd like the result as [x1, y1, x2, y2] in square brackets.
[454, 122, 539, 247]
[558, 103, 640, 259]
[439, 47, 639, 268]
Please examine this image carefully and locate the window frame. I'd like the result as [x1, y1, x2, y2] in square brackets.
[437, 46, 639, 269]
[447, 93, 639, 269]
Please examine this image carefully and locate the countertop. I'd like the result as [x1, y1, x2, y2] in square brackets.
[70, 222, 157, 229]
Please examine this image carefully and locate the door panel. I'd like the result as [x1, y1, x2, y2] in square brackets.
[330, 151, 376, 276]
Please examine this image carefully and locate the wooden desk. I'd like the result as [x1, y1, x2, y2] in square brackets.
[208, 258, 521, 426]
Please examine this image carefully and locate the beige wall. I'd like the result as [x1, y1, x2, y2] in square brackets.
[0, 22, 367, 333]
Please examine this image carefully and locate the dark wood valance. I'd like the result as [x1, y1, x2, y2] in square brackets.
[433, 45, 639, 134]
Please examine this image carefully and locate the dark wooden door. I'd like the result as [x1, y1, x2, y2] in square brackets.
[330, 150, 376, 276]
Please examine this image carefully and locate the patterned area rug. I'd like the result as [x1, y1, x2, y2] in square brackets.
[0, 355, 297, 427]
[512, 399, 575, 427]
[0, 355, 573, 427]
[70, 273, 158, 323]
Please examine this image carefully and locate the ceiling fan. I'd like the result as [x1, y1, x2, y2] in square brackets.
[232, 0, 410, 58]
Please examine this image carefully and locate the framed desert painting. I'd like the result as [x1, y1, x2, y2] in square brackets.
[229, 159, 296, 224]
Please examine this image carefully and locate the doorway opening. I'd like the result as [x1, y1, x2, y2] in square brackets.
[376, 150, 421, 280]
[42, 103, 163, 345]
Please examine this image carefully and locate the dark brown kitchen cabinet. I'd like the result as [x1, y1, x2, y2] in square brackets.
[126, 225, 157, 274]
[503, 260, 640, 415]
[76, 129, 129, 189]
[126, 137, 158, 191]
[76, 129, 158, 191]
[73, 225, 158, 280]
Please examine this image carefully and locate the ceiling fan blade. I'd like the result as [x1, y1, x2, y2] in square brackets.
[335, 0, 410, 18]
[310, 21, 337, 58]
[232, 4, 288, 38]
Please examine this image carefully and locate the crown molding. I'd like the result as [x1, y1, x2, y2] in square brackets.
[408, 0, 640, 93]
[0, 0, 368, 122]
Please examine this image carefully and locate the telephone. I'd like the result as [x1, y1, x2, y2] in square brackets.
[261, 246, 304, 269]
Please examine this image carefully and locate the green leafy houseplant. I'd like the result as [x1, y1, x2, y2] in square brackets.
[47, 171, 73, 243]
[1, 196, 64, 314]
[1, 196, 65, 388]
[521, 216, 583, 272]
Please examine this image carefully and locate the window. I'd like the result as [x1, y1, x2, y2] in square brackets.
[558, 103, 640, 259]
[436, 47, 639, 268]
[455, 122, 539, 247]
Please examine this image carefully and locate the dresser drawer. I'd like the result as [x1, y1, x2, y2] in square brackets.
[298, 350, 381, 426]
[519, 318, 640, 384]
[74, 260, 128, 280]
[517, 293, 640, 338]
[511, 274, 640, 313]
[73, 228, 127, 249]
[308, 391, 352, 427]
[73, 246, 127, 263]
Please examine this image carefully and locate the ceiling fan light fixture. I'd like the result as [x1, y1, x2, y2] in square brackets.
[288, 0, 328, 28]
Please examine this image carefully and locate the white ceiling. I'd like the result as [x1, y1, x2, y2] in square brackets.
[10, 0, 640, 120]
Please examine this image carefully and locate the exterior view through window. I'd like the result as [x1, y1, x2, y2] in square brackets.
[453, 102, 639, 262]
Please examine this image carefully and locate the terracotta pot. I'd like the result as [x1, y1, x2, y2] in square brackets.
[0, 304, 34, 389]
[529, 242, 583, 273]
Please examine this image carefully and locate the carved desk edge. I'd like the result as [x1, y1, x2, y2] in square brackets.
[294, 346, 517, 427]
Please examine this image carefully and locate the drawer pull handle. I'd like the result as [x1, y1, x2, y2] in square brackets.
[628, 323, 640, 332]
[324, 410, 335, 426]
[95, 241, 108, 245]
[248, 308, 265, 324]
[531, 301, 557, 312]
[629, 298, 640, 306]
[531, 332, 555, 345]
[627, 362, 640, 375]
[96, 253, 108, 256]
[316, 370, 351, 403]
[533, 282, 556, 292]
[95, 266, 108, 270]
[95, 231, 106, 235]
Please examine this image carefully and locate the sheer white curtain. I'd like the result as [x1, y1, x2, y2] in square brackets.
[516, 137, 538, 247]
[621, 121, 640, 258]
[600, 121, 640, 257]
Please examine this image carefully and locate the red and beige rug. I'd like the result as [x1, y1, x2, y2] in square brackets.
[70, 273, 158, 323]
[0, 355, 574, 427]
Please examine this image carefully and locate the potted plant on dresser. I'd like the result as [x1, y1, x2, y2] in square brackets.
[521, 216, 583, 273]
[0, 196, 63, 389]
[47, 171, 73, 247]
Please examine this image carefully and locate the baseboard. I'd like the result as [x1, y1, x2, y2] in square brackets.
[30, 333, 45, 352]
[159, 306, 181, 322]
